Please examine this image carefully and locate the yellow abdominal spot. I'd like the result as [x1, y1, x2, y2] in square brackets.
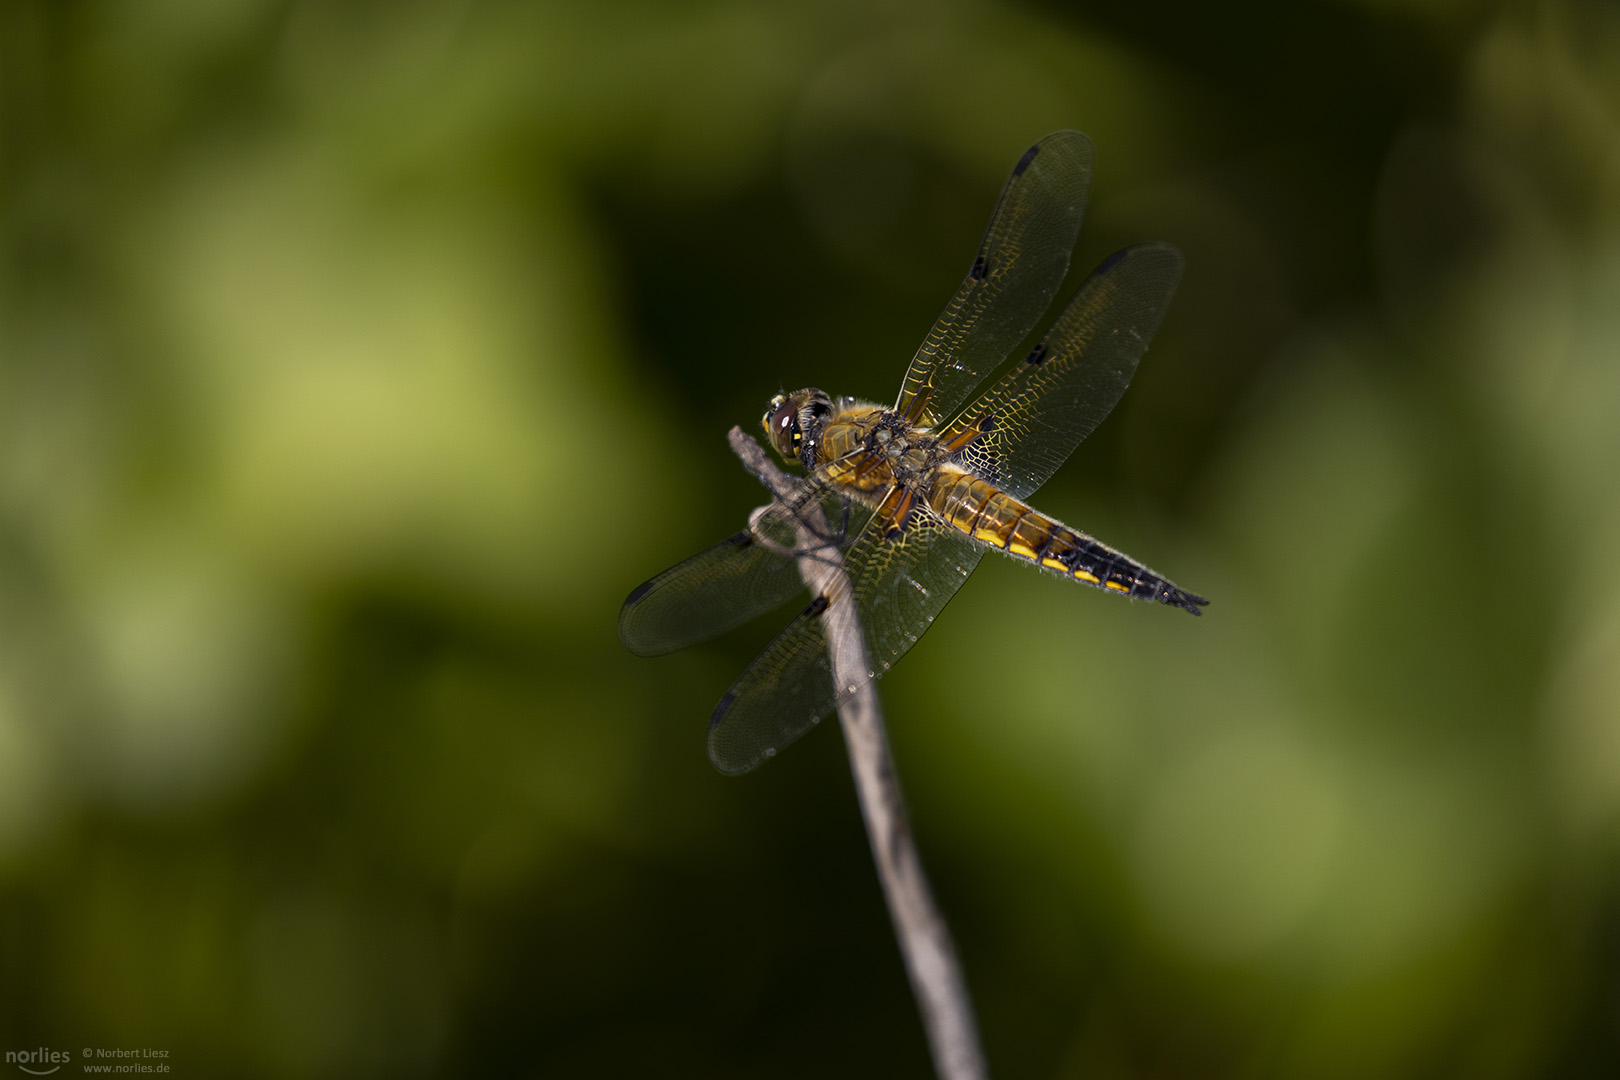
[1007, 539, 1039, 561]
[974, 525, 1006, 546]
[1042, 557, 1070, 572]
[1104, 580, 1129, 592]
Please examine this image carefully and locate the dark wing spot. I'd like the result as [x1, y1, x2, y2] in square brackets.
[710, 691, 735, 729]
[1097, 248, 1129, 274]
[977, 412, 996, 433]
[725, 531, 755, 549]
[803, 595, 831, 617]
[1012, 144, 1041, 177]
[970, 254, 988, 281]
[624, 579, 655, 606]
[1024, 341, 1048, 366]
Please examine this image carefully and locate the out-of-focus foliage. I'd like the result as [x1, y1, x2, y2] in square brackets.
[2, 0, 1618, 1075]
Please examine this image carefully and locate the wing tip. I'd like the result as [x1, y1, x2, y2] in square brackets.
[1012, 143, 1041, 177]
[709, 691, 736, 730]
[1096, 247, 1129, 275]
[618, 581, 662, 657]
[1011, 131, 1097, 182]
[1095, 241, 1185, 278]
[706, 705, 774, 776]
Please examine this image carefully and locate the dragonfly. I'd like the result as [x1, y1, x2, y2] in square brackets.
[620, 131, 1206, 774]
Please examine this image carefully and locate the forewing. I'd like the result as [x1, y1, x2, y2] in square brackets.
[707, 506, 985, 774]
[949, 242, 1183, 500]
[893, 131, 1094, 429]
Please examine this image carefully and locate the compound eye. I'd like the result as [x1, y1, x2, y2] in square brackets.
[766, 400, 801, 459]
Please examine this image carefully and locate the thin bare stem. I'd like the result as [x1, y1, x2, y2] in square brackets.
[728, 426, 988, 1080]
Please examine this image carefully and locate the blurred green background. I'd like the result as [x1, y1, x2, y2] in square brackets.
[3, 0, 1619, 1076]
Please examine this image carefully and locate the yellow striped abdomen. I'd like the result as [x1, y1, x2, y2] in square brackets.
[926, 467, 1189, 605]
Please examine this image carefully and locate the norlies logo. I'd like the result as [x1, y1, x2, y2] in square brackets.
[5, 1048, 69, 1076]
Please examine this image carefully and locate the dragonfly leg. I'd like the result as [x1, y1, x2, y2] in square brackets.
[747, 493, 858, 567]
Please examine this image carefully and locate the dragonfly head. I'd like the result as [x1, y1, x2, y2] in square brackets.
[762, 389, 832, 465]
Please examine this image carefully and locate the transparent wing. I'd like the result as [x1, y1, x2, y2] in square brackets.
[947, 242, 1184, 500]
[894, 131, 1094, 429]
[619, 491, 871, 657]
[707, 504, 984, 774]
[619, 531, 801, 658]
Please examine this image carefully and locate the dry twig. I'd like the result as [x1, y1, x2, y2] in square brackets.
[728, 426, 988, 1080]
